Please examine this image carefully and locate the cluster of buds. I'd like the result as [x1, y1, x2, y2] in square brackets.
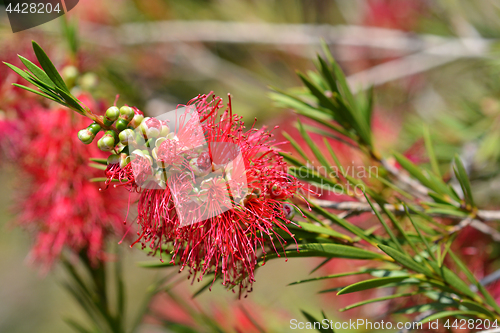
[105, 106, 248, 225]
[77, 105, 145, 152]
[99, 94, 304, 294]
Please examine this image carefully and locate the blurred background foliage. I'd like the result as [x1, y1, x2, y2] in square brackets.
[2, 0, 500, 332]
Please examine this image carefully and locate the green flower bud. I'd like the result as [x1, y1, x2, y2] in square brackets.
[155, 137, 166, 148]
[80, 72, 98, 90]
[119, 129, 135, 145]
[62, 66, 79, 87]
[97, 134, 116, 151]
[129, 112, 144, 128]
[87, 122, 101, 135]
[105, 106, 120, 121]
[105, 130, 119, 142]
[103, 118, 114, 127]
[139, 117, 162, 139]
[160, 122, 170, 137]
[107, 154, 120, 165]
[78, 129, 94, 144]
[119, 106, 135, 122]
[115, 118, 129, 131]
[131, 149, 145, 159]
[120, 153, 131, 169]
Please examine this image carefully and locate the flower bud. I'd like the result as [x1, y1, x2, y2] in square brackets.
[107, 154, 120, 165]
[154, 169, 168, 189]
[160, 120, 170, 137]
[131, 149, 153, 166]
[105, 106, 120, 122]
[139, 117, 162, 139]
[119, 106, 135, 122]
[80, 73, 98, 90]
[87, 122, 101, 135]
[78, 129, 94, 144]
[119, 129, 135, 145]
[97, 133, 116, 151]
[62, 66, 79, 88]
[120, 153, 131, 169]
[115, 118, 129, 131]
[129, 109, 145, 128]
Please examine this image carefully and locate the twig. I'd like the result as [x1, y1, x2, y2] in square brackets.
[313, 199, 500, 222]
[380, 159, 430, 200]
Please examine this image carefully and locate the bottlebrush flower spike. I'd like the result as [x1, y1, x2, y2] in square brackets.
[4, 94, 128, 267]
[106, 93, 304, 295]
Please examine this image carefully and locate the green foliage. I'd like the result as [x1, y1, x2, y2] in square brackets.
[4, 42, 86, 114]
[270, 44, 500, 324]
[6, 38, 500, 330]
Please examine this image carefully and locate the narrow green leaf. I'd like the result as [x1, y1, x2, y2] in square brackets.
[317, 55, 339, 95]
[405, 206, 437, 262]
[364, 193, 404, 253]
[4, 62, 32, 80]
[340, 291, 420, 311]
[297, 71, 347, 124]
[89, 158, 108, 165]
[288, 166, 338, 189]
[309, 258, 332, 274]
[297, 118, 334, 173]
[280, 152, 305, 167]
[378, 244, 434, 277]
[423, 126, 441, 177]
[289, 270, 368, 286]
[137, 260, 174, 268]
[52, 84, 85, 113]
[381, 207, 420, 255]
[459, 300, 496, 318]
[425, 208, 468, 217]
[420, 310, 485, 323]
[426, 261, 479, 301]
[192, 277, 216, 299]
[311, 203, 377, 246]
[301, 311, 334, 333]
[12, 83, 61, 103]
[393, 152, 436, 191]
[32, 41, 70, 93]
[297, 218, 353, 242]
[323, 139, 345, 176]
[282, 131, 309, 161]
[395, 302, 450, 314]
[63, 318, 92, 333]
[453, 155, 475, 207]
[89, 163, 107, 171]
[300, 243, 388, 260]
[338, 275, 417, 295]
[90, 177, 120, 183]
[448, 250, 500, 313]
[18, 55, 55, 88]
[114, 255, 125, 325]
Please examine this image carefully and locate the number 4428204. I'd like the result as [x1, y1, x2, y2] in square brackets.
[5, 2, 61, 14]
[444, 319, 498, 330]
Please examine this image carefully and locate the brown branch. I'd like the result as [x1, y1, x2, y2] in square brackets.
[312, 199, 500, 222]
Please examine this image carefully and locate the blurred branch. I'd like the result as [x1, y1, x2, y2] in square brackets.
[313, 199, 500, 222]
[112, 21, 490, 54]
[34, 21, 495, 92]
[75, 21, 493, 90]
[314, 199, 500, 241]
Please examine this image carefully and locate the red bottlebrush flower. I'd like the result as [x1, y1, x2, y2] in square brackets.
[107, 93, 303, 295]
[4, 94, 128, 267]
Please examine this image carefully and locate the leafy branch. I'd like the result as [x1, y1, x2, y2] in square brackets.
[270, 41, 500, 325]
